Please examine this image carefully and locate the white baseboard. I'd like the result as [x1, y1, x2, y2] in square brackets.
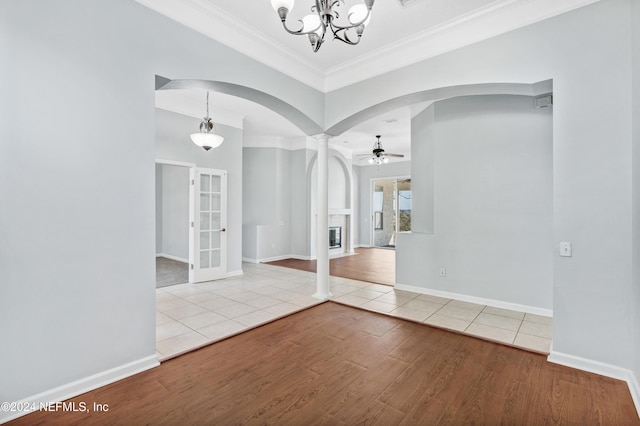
[0, 355, 159, 424]
[290, 254, 313, 261]
[548, 351, 640, 419]
[226, 269, 243, 277]
[355, 244, 371, 248]
[394, 283, 553, 317]
[156, 253, 188, 263]
[243, 254, 314, 263]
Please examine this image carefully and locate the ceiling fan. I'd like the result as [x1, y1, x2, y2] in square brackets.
[358, 135, 405, 165]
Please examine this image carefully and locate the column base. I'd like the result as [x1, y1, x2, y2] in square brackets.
[313, 291, 333, 301]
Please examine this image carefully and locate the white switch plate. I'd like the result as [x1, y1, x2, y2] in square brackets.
[560, 242, 572, 257]
[439, 267, 446, 277]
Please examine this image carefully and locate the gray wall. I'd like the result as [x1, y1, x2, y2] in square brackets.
[290, 149, 313, 257]
[155, 108, 243, 273]
[155, 164, 163, 253]
[156, 164, 190, 260]
[355, 161, 412, 247]
[243, 146, 354, 261]
[2, 0, 639, 412]
[633, 0, 640, 387]
[399, 95, 553, 309]
[242, 147, 293, 261]
[0, 0, 322, 407]
[330, 0, 639, 377]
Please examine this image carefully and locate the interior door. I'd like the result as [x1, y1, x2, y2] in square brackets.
[193, 168, 227, 283]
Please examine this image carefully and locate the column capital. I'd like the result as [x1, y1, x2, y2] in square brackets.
[312, 133, 332, 141]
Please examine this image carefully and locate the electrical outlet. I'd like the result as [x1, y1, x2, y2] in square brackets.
[439, 268, 446, 277]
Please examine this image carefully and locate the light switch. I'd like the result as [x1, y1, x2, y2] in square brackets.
[560, 242, 572, 257]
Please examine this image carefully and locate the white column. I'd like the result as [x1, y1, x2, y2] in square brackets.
[313, 134, 331, 300]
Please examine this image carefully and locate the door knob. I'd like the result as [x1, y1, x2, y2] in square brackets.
[220, 228, 226, 232]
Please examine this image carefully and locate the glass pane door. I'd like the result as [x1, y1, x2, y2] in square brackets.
[194, 168, 227, 283]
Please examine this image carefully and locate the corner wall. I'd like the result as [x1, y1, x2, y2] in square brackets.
[328, 0, 637, 377]
[0, 0, 322, 415]
[398, 95, 553, 310]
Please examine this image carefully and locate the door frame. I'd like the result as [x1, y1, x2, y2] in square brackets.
[369, 175, 411, 248]
[192, 167, 228, 283]
[155, 159, 197, 284]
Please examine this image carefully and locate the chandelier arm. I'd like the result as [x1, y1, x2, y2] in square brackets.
[280, 19, 321, 36]
[330, 27, 362, 45]
[330, 7, 371, 30]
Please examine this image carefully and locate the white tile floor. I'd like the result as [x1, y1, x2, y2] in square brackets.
[156, 262, 553, 360]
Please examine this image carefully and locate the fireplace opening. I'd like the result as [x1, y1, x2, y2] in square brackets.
[329, 226, 342, 249]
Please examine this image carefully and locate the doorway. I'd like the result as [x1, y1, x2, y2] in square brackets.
[155, 161, 192, 288]
[371, 177, 411, 248]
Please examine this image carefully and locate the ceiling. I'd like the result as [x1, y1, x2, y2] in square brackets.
[145, 0, 596, 162]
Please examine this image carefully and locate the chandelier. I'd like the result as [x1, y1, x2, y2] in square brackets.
[270, 0, 375, 52]
[190, 91, 224, 151]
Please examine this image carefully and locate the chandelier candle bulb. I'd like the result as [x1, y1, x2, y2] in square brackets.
[272, 0, 375, 52]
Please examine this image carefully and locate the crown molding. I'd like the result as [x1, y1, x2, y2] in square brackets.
[324, 0, 600, 91]
[135, 0, 325, 91]
[137, 0, 598, 93]
[243, 135, 309, 150]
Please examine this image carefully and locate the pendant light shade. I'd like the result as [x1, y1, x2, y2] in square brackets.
[190, 131, 224, 151]
[190, 91, 224, 151]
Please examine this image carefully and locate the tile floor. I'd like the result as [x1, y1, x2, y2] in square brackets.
[156, 262, 553, 360]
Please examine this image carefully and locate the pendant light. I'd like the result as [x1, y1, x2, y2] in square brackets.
[190, 91, 224, 151]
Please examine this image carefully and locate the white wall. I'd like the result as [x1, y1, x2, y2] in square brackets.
[290, 149, 313, 257]
[157, 164, 189, 260]
[0, 0, 323, 413]
[399, 95, 553, 309]
[242, 147, 293, 261]
[632, 0, 640, 391]
[155, 164, 163, 253]
[329, 0, 638, 378]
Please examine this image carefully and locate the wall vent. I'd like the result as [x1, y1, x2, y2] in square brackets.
[535, 94, 553, 109]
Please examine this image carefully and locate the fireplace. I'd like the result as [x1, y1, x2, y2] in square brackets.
[329, 226, 342, 249]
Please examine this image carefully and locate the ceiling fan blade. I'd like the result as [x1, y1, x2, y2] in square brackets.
[385, 153, 405, 158]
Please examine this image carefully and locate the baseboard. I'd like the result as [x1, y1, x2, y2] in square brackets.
[156, 253, 188, 263]
[243, 254, 314, 263]
[548, 351, 640, 419]
[394, 283, 553, 317]
[355, 244, 371, 248]
[0, 355, 159, 424]
[226, 269, 243, 277]
[290, 254, 312, 261]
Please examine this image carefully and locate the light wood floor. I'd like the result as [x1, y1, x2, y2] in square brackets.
[267, 247, 395, 286]
[12, 303, 638, 425]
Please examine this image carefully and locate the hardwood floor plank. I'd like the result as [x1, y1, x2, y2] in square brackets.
[266, 247, 395, 286]
[9, 303, 639, 426]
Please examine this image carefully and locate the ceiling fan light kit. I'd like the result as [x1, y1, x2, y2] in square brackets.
[360, 135, 404, 165]
[271, 0, 375, 52]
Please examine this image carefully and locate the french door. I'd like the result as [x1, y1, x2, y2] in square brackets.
[191, 167, 227, 283]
